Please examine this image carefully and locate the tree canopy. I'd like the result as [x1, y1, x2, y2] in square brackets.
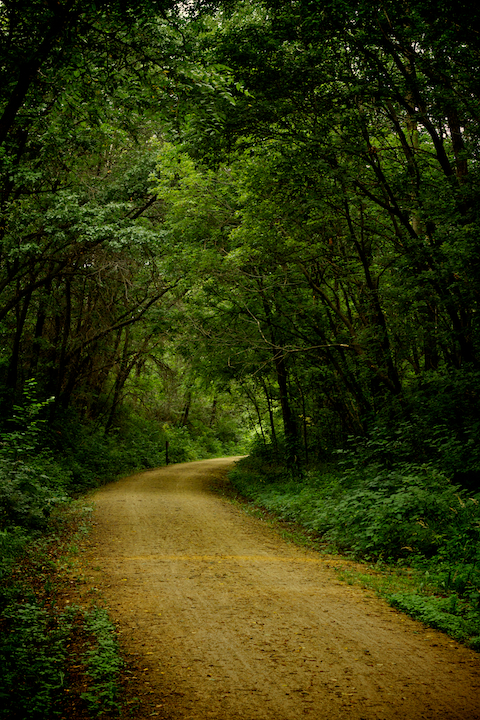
[1, 0, 480, 478]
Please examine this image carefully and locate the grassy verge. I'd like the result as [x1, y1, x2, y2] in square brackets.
[225, 455, 480, 651]
[0, 502, 124, 719]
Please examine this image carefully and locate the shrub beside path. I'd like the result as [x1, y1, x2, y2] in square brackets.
[82, 458, 480, 719]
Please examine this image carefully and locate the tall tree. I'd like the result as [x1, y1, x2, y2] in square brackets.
[149, 0, 480, 455]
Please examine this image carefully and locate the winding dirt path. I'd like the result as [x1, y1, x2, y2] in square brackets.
[83, 458, 480, 719]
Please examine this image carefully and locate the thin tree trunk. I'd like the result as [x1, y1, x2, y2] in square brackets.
[6, 288, 32, 401]
[260, 377, 278, 450]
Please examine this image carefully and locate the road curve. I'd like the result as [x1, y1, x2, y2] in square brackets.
[84, 458, 480, 720]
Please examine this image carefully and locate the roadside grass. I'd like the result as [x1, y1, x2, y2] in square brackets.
[333, 565, 480, 650]
[224, 456, 480, 651]
[0, 502, 124, 719]
[80, 607, 124, 717]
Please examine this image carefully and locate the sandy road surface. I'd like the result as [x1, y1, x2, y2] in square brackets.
[84, 458, 480, 719]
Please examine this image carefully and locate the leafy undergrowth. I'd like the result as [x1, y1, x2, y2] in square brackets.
[80, 608, 124, 717]
[0, 504, 124, 719]
[227, 454, 480, 651]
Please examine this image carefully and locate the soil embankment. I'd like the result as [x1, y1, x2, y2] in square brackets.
[82, 458, 480, 719]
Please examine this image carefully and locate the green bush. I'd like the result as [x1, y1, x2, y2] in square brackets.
[0, 527, 29, 581]
[0, 384, 70, 529]
[230, 457, 480, 564]
[387, 592, 480, 644]
[0, 600, 126, 719]
[81, 607, 123, 716]
[0, 457, 69, 530]
[0, 601, 74, 719]
[317, 466, 478, 560]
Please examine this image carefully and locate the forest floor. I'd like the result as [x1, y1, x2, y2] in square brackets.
[64, 458, 480, 720]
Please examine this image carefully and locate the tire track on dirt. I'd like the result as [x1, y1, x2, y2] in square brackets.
[83, 458, 480, 719]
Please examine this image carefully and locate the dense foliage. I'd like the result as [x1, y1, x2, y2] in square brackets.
[3, 0, 480, 476]
[0, 0, 248, 483]
[157, 0, 480, 477]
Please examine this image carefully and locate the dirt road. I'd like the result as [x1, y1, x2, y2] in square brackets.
[83, 458, 480, 719]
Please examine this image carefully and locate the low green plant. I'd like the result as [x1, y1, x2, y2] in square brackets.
[0, 598, 125, 719]
[387, 592, 480, 643]
[80, 607, 123, 716]
[0, 382, 70, 530]
[0, 456, 69, 530]
[0, 527, 29, 581]
[0, 601, 75, 719]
